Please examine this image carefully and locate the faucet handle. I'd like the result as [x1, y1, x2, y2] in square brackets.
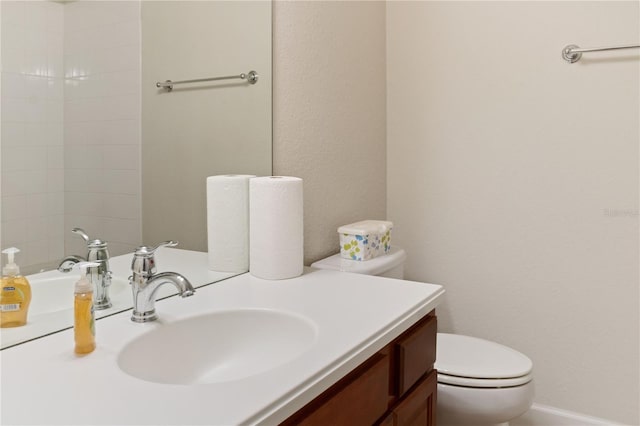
[72, 228, 107, 249]
[131, 241, 178, 277]
[134, 241, 178, 257]
[72, 228, 91, 243]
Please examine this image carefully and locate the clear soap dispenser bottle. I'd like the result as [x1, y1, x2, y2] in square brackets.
[74, 261, 99, 355]
[0, 247, 32, 328]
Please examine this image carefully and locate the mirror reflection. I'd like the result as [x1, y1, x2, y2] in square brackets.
[0, 0, 272, 348]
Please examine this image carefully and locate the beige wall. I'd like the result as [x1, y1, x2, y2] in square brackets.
[273, 1, 387, 264]
[142, 1, 272, 251]
[387, 1, 639, 423]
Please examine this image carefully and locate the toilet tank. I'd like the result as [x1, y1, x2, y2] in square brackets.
[310, 247, 407, 279]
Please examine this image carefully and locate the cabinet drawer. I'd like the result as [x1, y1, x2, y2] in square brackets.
[396, 315, 437, 396]
[391, 370, 438, 426]
[286, 352, 390, 426]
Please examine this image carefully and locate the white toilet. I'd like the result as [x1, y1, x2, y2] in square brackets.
[311, 247, 534, 426]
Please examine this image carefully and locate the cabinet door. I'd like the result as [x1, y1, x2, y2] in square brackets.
[396, 315, 437, 396]
[392, 370, 437, 426]
[284, 352, 390, 426]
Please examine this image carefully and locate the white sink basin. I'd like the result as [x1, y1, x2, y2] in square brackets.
[117, 309, 318, 385]
[29, 274, 130, 316]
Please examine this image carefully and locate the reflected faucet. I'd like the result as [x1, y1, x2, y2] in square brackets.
[129, 241, 195, 323]
[57, 228, 113, 310]
[58, 255, 87, 273]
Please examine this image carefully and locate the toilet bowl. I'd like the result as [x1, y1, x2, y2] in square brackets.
[310, 246, 534, 425]
[435, 333, 534, 426]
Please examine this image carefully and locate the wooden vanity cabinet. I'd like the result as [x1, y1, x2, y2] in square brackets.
[281, 311, 437, 426]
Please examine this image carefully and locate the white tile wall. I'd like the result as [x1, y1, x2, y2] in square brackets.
[1, 1, 142, 274]
[1, 1, 65, 272]
[63, 1, 142, 261]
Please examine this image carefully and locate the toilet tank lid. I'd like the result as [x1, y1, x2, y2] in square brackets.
[310, 247, 406, 276]
[435, 333, 533, 379]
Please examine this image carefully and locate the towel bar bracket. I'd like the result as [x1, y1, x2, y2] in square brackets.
[562, 44, 582, 63]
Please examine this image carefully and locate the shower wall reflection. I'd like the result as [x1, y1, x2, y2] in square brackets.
[1, 1, 142, 274]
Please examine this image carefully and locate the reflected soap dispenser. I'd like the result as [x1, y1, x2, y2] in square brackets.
[74, 261, 99, 355]
[0, 247, 32, 328]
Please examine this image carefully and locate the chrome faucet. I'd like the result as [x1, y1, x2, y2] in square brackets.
[58, 228, 113, 310]
[129, 241, 195, 323]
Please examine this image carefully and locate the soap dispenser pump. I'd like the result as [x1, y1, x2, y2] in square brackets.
[74, 261, 100, 355]
[0, 247, 32, 328]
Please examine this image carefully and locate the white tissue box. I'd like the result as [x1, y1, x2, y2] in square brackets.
[338, 220, 393, 261]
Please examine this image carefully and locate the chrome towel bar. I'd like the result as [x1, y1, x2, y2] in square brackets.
[156, 70, 258, 91]
[562, 44, 640, 63]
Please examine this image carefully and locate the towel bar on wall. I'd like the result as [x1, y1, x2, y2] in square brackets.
[562, 44, 640, 63]
[156, 70, 258, 91]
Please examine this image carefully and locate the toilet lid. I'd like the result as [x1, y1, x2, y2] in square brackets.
[310, 247, 406, 275]
[435, 333, 533, 380]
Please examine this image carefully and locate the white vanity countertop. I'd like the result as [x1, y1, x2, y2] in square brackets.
[0, 269, 444, 425]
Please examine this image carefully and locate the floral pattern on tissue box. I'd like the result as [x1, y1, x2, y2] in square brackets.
[339, 230, 391, 261]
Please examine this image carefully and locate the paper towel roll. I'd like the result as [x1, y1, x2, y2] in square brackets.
[207, 174, 255, 272]
[250, 176, 304, 280]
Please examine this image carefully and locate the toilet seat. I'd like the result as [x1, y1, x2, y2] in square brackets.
[436, 333, 533, 389]
[437, 371, 533, 388]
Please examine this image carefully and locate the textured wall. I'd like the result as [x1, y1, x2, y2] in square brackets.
[273, 1, 387, 265]
[387, 1, 639, 423]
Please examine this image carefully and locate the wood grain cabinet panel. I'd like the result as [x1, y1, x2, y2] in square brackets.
[396, 315, 437, 396]
[282, 353, 390, 426]
[282, 311, 437, 426]
[378, 413, 395, 426]
[392, 370, 438, 426]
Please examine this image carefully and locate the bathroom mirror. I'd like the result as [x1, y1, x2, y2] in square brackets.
[0, 0, 272, 348]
